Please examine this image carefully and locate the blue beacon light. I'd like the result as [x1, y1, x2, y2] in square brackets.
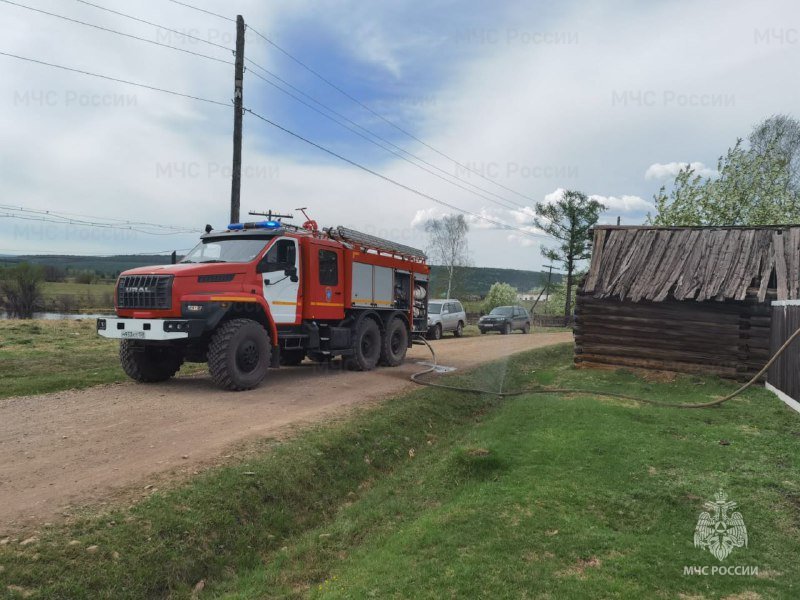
[226, 221, 281, 231]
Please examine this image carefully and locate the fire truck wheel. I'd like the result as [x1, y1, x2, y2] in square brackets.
[208, 318, 271, 391]
[346, 318, 382, 371]
[280, 349, 306, 366]
[380, 317, 408, 367]
[119, 340, 184, 383]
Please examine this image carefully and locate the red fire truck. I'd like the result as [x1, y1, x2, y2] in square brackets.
[97, 215, 430, 390]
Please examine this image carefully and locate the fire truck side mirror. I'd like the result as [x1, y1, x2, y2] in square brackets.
[284, 266, 298, 282]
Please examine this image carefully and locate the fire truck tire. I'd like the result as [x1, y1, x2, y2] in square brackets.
[208, 318, 271, 391]
[345, 317, 382, 371]
[380, 317, 408, 367]
[119, 340, 183, 383]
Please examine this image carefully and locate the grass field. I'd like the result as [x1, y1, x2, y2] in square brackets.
[0, 319, 203, 399]
[40, 281, 115, 312]
[2, 344, 799, 598]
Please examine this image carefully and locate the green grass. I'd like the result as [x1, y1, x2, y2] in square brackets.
[3, 344, 800, 598]
[41, 281, 115, 311]
[0, 319, 203, 399]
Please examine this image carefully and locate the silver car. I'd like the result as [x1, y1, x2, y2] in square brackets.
[427, 299, 467, 339]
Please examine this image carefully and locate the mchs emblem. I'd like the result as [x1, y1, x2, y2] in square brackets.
[693, 490, 748, 561]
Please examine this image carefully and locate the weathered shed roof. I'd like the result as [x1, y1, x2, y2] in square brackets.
[583, 225, 800, 303]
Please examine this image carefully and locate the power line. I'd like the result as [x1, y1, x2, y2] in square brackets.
[0, 50, 230, 106]
[245, 58, 522, 211]
[246, 25, 534, 206]
[244, 108, 549, 239]
[1, 48, 543, 239]
[0, 205, 198, 233]
[166, 0, 233, 22]
[70, 0, 233, 52]
[0, 212, 199, 236]
[0, 0, 232, 65]
[246, 68, 521, 212]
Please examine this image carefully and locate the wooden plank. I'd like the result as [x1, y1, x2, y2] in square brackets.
[594, 229, 624, 296]
[653, 229, 700, 301]
[697, 230, 728, 301]
[757, 243, 775, 303]
[630, 230, 672, 302]
[789, 228, 800, 300]
[599, 229, 636, 297]
[774, 232, 789, 301]
[583, 229, 606, 293]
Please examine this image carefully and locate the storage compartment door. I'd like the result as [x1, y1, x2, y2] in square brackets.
[373, 266, 394, 308]
[351, 262, 374, 307]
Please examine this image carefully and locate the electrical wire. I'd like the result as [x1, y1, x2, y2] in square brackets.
[0, 205, 198, 233]
[0, 212, 199, 236]
[70, 0, 233, 52]
[244, 108, 549, 239]
[246, 68, 522, 212]
[247, 25, 534, 206]
[166, 0, 233, 22]
[411, 328, 800, 409]
[0, 0, 232, 65]
[0, 50, 230, 106]
[245, 60, 522, 212]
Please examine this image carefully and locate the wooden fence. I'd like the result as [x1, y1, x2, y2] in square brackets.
[767, 301, 800, 406]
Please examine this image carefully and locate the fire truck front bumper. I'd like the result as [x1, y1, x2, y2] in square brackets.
[97, 317, 205, 341]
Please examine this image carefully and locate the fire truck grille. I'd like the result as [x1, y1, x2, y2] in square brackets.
[117, 275, 173, 310]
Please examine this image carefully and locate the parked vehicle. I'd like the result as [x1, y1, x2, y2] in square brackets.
[97, 214, 430, 390]
[478, 305, 531, 335]
[426, 299, 466, 339]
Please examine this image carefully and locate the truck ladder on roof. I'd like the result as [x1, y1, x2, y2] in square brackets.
[327, 226, 427, 261]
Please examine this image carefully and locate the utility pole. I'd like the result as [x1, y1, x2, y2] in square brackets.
[530, 264, 555, 317]
[230, 14, 245, 224]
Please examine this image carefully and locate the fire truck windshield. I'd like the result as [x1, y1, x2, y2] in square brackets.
[182, 237, 272, 264]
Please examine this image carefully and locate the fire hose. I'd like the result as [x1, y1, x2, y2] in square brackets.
[410, 325, 800, 409]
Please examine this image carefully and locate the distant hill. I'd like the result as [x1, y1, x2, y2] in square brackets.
[0, 254, 174, 276]
[429, 265, 561, 299]
[1, 255, 560, 297]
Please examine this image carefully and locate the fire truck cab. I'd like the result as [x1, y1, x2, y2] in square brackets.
[97, 218, 430, 390]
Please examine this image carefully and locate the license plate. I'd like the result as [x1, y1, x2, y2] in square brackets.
[121, 331, 146, 339]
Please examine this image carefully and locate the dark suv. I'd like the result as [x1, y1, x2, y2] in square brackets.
[478, 306, 531, 335]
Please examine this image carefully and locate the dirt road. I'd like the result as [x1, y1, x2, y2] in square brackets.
[0, 332, 570, 530]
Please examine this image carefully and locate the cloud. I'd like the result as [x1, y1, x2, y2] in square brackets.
[644, 161, 718, 180]
[588, 194, 653, 213]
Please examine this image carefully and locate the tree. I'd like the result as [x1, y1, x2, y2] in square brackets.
[650, 116, 800, 226]
[0, 263, 44, 319]
[482, 282, 518, 313]
[749, 114, 800, 193]
[425, 214, 470, 299]
[534, 190, 605, 324]
[650, 139, 799, 226]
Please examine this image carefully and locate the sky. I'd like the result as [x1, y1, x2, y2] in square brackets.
[1, 0, 798, 270]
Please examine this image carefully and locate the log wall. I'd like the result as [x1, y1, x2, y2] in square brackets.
[574, 291, 773, 381]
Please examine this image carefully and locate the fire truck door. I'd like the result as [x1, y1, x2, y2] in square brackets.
[260, 237, 300, 324]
